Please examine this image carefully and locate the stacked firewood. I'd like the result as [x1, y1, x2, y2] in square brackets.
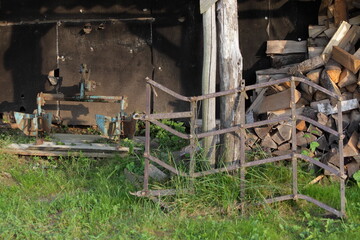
[246, 0, 360, 179]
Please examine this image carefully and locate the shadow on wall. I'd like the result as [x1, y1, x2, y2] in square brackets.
[0, 0, 320, 121]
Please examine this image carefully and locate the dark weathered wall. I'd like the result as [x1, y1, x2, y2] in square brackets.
[0, 0, 319, 124]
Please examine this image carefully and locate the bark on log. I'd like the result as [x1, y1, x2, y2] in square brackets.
[217, 0, 242, 163]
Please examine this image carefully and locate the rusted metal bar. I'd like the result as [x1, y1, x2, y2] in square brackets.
[196, 116, 291, 139]
[263, 195, 294, 204]
[291, 78, 298, 199]
[146, 78, 191, 102]
[146, 112, 192, 120]
[243, 154, 292, 167]
[337, 98, 346, 217]
[297, 115, 339, 136]
[244, 77, 291, 91]
[297, 194, 343, 217]
[146, 154, 187, 177]
[144, 84, 151, 192]
[131, 189, 178, 197]
[244, 116, 292, 129]
[294, 77, 341, 100]
[193, 88, 241, 101]
[240, 81, 246, 202]
[149, 119, 190, 139]
[189, 101, 198, 175]
[296, 154, 346, 179]
[191, 162, 241, 177]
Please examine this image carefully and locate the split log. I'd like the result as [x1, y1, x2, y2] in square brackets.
[278, 143, 291, 151]
[277, 124, 292, 141]
[338, 25, 360, 52]
[348, 110, 360, 134]
[254, 125, 272, 139]
[296, 120, 307, 131]
[270, 54, 306, 68]
[266, 40, 307, 55]
[271, 131, 287, 145]
[346, 161, 360, 177]
[308, 25, 327, 38]
[325, 59, 342, 83]
[332, 46, 360, 73]
[324, 27, 337, 38]
[261, 134, 278, 149]
[345, 83, 358, 92]
[332, 113, 351, 129]
[314, 90, 329, 101]
[308, 46, 325, 58]
[296, 132, 317, 147]
[320, 69, 342, 101]
[343, 131, 359, 157]
[288, 55, 326, 74]
[322, 21, 351, 57]
[317, 135, 329, 151]
[317, 112, 329, 125]
[306, 68, 322, 84]
[256, 88, 301, 114]
[334, 0, 348, 27]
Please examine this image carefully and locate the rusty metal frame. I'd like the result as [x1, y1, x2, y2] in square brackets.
[136, 76, 345, 218]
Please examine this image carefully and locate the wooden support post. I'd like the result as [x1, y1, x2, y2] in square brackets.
[217, 0, 243, 164]
[202, 3, 217, 167]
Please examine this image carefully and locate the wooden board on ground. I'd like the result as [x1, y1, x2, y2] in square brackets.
[2, 142, 129, 158]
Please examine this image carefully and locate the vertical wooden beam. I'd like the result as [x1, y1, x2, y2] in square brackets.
[217, 0, 243, 164]
[202, 4, 217, 167]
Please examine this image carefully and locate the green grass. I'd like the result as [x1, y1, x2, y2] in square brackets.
[1, 131, 360, 239]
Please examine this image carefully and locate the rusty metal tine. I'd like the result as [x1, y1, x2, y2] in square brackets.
[149, 119, 190, 139]
[146, 78, 191, 102]
[196, 116, 291, 139]
[191, 163, 241, 177]
[146, 112, 193, 120]
[297, 115, 339, 136]
[144, 83, 151, 192]
[294, 77, 341, 100]
[194, 88, 241, 101]
[240, 83, 246, 202]
[291, 77, 298, 199]
[244, 154, 293, 167]
[298, 194, 343, 217]
[263, 195, 294, 204]
[337, 98, 346, 216]
[146, 154, 187, 176]
[295, 154, 346, 179]
[189, 101, 197, 175]
[244, 77, 292, 91]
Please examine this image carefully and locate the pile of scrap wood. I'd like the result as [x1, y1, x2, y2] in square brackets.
[246, 0, 360, 179]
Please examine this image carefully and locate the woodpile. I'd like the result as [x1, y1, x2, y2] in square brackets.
[246, 0, 360, 180]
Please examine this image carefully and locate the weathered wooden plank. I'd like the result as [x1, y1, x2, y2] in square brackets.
[202, 3, 217, 165]
[266, 40, 307, 55]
